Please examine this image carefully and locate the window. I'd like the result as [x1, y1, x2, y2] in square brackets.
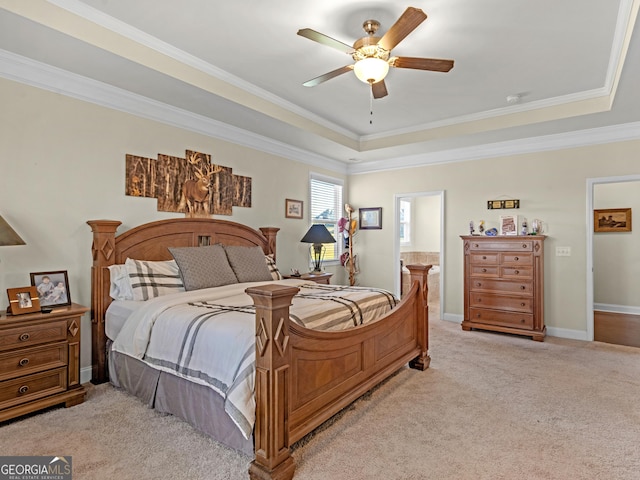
[400, 198, 412, 246]
[309, 173, 344, 262]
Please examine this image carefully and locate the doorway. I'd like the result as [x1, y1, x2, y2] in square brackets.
[586, 174, 640, 344]
[394, 191, 444, 321]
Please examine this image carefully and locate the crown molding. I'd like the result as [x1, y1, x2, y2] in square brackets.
[0, 49, 347, 174]
[348, 121, 640, 174]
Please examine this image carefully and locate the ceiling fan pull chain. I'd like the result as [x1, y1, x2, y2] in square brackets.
[369, 85, 374, 125]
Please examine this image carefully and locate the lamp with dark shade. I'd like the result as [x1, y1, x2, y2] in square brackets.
[0, 215, 26, 246]
[300, 224, 336, 273]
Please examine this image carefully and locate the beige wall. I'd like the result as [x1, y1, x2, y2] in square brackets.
[400, 195, 441, 253]
[0, 78, 346, 376]
[593, 181, 640, 307]
[349, 141, 640, 335]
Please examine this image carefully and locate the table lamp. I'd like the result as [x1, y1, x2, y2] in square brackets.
[0, 215, 25, 246]
[300, 224, 336, 273]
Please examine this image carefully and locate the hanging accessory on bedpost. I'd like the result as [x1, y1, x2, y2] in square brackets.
[406, 264, 432, 371]
[246, 284, 299, 480]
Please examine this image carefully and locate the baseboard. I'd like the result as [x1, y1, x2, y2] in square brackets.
[442, 313, 462, 323]
[546, 326, 588, 341]
[594, 303, 640, 315]
[81, 366, 92, 385]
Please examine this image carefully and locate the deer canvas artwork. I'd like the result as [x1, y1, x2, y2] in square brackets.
[125, 149, 251, 217]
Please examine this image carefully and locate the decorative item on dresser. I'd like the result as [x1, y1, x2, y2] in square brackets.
[0, 303, 88, 422]
[461, 235, 546, 341]
[0, 215, 26, 246]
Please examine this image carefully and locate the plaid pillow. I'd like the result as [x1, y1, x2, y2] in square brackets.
[125, 258, 184, 301]
[265, 254, 282, 280]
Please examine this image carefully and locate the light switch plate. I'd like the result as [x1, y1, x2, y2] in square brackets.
[556, 246, 571, 256]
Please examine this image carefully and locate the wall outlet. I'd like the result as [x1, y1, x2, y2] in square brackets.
[556, 246, 571, 256]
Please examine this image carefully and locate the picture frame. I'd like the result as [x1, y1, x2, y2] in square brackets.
[285, 198, 303, 219]
[594, 208, 632, 232]
[359, 207, 382, 230]
[499, 215, 519, 236]
[30, 270, 72, 307]
[7, 286, 41, 315]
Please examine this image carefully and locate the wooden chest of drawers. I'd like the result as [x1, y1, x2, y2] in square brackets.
[461, 236, 546, 341]
[0, 303, 88, 422]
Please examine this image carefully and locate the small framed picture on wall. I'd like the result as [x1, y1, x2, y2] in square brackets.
[285, 199, 304, 219]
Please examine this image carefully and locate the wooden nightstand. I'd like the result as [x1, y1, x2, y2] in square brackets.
[0, 303, 88, 422]
[283, 272, 333, 284]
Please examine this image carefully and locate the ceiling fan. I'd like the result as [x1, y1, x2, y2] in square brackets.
[297, 6, 454, 99]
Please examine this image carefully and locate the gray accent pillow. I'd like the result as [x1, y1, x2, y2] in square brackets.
[224, 245, 274, 283]
[169, 245, 238, 291]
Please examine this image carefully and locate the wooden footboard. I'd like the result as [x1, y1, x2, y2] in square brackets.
[246, 264, 431, 480]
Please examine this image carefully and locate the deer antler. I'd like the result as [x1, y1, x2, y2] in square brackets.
[187, 152, 223, 179]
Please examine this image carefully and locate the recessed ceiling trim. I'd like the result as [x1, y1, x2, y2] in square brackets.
[348, 121, 640, 175]
[0, 48, 348, 175]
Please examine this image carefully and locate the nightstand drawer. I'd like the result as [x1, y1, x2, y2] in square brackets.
[0, 343, 67, 382]
[0, 320, 67, 352]
[0, 367, 67, 410]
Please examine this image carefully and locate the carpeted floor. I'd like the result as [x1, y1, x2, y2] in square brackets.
[1, 318, 639, 480]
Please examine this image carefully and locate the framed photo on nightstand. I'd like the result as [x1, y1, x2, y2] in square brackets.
[30, 270, 72, 307]
[7, 286, 41, 315]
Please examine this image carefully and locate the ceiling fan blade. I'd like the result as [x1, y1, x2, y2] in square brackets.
[371, 80, 388, 99]
[303, 65, 354, 87]
[390, 56, 454, 72]
[297, 28, 354, 54]
[378, 7, 427, 52]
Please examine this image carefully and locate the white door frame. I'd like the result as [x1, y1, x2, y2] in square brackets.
[394, 190, 445, 322]
[585, 174, 640, 341]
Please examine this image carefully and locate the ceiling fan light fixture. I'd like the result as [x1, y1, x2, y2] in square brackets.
[354, 57, 389, 84]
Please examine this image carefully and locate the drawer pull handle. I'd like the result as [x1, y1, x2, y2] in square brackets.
[522, 244, 527, 248]
[18, 385, 29, 395]
[19, 333, 30, 342]
[514, 270, 520, 274]
[481, 268, 487, 273]
[520, 318, 525, 323]
[521, 303, 526, 307]
[476, 313, 482, 318]
[520, 285, 526, 290]
[482, 256, 487, 260]
[514, 256, 519, 261]
[19, 358, 30, 367]
[476, 282, 482, 287]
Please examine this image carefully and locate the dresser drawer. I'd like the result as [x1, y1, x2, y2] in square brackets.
[470, 293, 533, 313]
[501, 266, 533, 279]
[469, 278, 533, 295]
[469, 253, 499, 265]
[470, 265, 499, 277]
[0, 343, 67, 382]
[468, 240, 534, 252]
[469, 308, 534, 330]
[500, 253, 533, 265]
[0, 367, 67, 410]
[0, 320, 68, 352]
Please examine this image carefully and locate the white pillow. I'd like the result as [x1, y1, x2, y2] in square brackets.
[107, 264, 134, 301]
[125, 258, 185, 301]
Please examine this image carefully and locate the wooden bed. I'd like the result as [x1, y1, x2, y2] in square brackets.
[88, 217, 432, 480]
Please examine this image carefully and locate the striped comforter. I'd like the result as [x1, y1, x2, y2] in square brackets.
[111, 279, 397, 439]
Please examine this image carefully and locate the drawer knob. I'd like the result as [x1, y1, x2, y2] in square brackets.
[19, 333, 30, 342]
[514, 256, 519, 261]
[476, 282, 482, 287]
[19, 358, 30, 367]
[520, 318, 525, 323]
[520, 285, 526, 290]
[18, 385, 29, 395]
[474, 244, 479, 248]
[514, 270, 520, 274]
[482, 256, 487, 260]
[482, 268, 487, 273]
[476, 313, 482, 318]
[521, 303, 526, 307]
[522, 244, 527, 248]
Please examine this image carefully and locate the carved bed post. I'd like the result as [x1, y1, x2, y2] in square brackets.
[245, 284, 299, 480]
[87, 220, 121, 384]
[259, 227, 280, 261]
[406, 264, 432, 371]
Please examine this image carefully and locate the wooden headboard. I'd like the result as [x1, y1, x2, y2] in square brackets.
[87, 217, 279, 383]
